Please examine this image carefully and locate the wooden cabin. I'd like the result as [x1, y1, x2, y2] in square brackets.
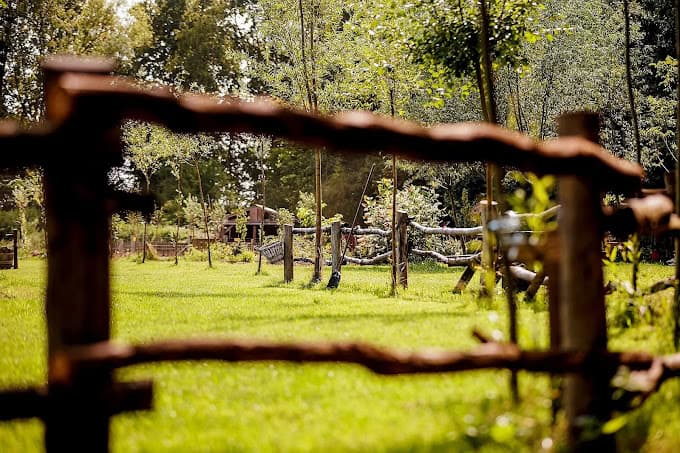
[223, 205, 279, 242]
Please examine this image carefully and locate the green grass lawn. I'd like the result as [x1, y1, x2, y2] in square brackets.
[0, 258, 679, 452]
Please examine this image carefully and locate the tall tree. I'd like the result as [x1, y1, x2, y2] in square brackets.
[254, 0, 347, 283]
[124, 122, 171, 263]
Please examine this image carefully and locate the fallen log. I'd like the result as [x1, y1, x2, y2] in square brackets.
[343, 251, 391, 265]
[643, 277, 676, 295]
[340, 227, 390, 237]
[409, 222, 482, 237]
[293, 226, 331, 235]
[411, 249, 481, 266]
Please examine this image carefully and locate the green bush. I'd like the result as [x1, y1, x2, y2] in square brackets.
[183, 242, 254, 263]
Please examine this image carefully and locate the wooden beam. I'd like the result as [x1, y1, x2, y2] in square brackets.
[42, 59, 116, 453]
[557, 112, 613, 450]
[55, 338, 674, 378]
[53, 71, 642, 190]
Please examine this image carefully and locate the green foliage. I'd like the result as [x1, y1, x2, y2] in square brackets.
[276, 208, 295, 231]
[408, 0, 543, 90]
[132, 0, 249, 92]
[234, 206, 248, 242]
[506, 172, 558, 235]
[295, 191, 342, 228]
[361, 178, 448, 256]
[183, 242, 254, 263]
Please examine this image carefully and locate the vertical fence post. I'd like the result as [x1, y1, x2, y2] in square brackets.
[330, 221, 342, 274]
[283, 224, 293, 283]
[12, 228, 18, 269]
[479, 200, 498, 297]
[396, 210, 408, 288]
[42, 58, 118, 452]
[543, 230, 562, 421]
[557, 112, 613, 451]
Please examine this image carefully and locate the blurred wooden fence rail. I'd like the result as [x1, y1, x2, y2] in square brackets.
[2, 56, 680, 452]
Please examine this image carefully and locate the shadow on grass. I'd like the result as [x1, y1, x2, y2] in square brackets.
[218, 309, 470, 325]
[116, 290, 243, 299]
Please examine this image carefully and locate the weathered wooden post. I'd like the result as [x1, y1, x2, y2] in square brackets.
[557, 112, 613, 450]
[543, 231, 562, 422]
[12, 228, 18, 269]
[41, 57, 118, 452]
[395, 210, 409, 288]
[40, 57, 152, 452]
[330, 221, 342, 274]
[283, 224, 293, 283]
[479, 200, 497, 297]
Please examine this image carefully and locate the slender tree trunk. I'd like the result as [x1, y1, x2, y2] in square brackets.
[313, 149, 323, 282]
[142, 177, 150, 263]
[475, 62, 490, 122]
[623, 0, 642, 291]
[298, 0, 322, 283]
[388, 75, 398, 295]
[174, 166, 183, 266]
[478, 1, 499, 299]
[538, 70, 553, 140]
[194, 160, 212, 268]
[257, 151, 266, 275]
[513, 70, 528, 133]
[297, 0, 313, 111]
[479, 1, 498, 124]
[624, 0, 642, 165]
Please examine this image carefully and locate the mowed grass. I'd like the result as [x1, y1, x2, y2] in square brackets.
[0, 258, 679, 452]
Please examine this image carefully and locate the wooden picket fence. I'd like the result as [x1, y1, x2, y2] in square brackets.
[2, 56, 680, 452]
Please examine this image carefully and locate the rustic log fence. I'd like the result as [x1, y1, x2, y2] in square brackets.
[283, 207, 553, 293]
[0, 229, 19, 270]
[2, 57, 680, 451]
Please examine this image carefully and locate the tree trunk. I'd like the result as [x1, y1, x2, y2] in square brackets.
[194, 160, 212, 268]
[174, 167, 182, 266]
[142, 177, 150, 263]
[313, 149, 322, 282]
[257, 154, 266, 275]
[389, 74, 398, 296]
[297, 0, 313, 111]
[624, 0, 642, 165]
[478, 0, 500, 297]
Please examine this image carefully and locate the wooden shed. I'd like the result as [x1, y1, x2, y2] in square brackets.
[223, 205, 279, 242]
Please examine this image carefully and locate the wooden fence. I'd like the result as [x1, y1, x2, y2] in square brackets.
[283, 207, 559, 292]
[0, 229, 18, 270]
[1, 57, 680, 452]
